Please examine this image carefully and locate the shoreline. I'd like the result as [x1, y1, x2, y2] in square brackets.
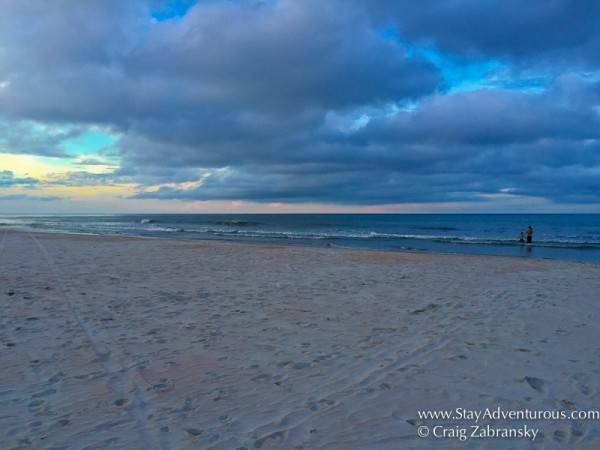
[1, 231, 599, 448]
[2, 228, 599, 265]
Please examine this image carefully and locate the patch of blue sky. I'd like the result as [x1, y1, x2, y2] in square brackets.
[62, 132, 117, 157]
[488, 75, 549, 93]
[424, 47, 554, 94]
[325, 102, 411, 134]
[324, 110, 367, 134]
[420, 46, 504, 93]
[151, 0, 197, 21]
[378, 28, 510, 93]
[378, 27, 416, 57]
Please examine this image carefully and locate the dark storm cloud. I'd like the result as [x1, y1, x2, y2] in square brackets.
[1, 0, 600, 208]
[0, 120, 76, 157]
[363, 76, 600, 153]
[132, 1, 439, 112]
[0, 1, 141, 123]
[366, 0, 600, 67]
[130, 74, 600, 205]
[77, 158, 115, 166]
[0, 0, 438, 123]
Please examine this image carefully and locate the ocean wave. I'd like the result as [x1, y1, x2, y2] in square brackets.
[2, 214, 598, 261]
[418, 226, 460, 231]
[429, 236, 600, 250]
[216, 220, 261, 226]
[145, 225, 182, 233]
[207, 229, 332, 240]
[186, 228, 599, 250]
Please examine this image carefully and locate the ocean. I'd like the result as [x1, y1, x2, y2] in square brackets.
[1, 214, 599, 262]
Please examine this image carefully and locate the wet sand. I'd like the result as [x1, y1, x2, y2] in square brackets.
[1, 231, 599, 449]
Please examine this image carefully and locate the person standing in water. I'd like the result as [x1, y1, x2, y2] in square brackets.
[526, 226, 533, 244]
[518, 231, 525, 242]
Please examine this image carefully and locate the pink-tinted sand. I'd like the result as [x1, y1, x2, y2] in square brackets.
[1, 231, 599, 449]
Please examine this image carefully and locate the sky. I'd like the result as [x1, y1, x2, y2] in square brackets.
[1, 0, 599, 214]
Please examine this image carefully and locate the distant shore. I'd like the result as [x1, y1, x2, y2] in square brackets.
[1, 231, 599, 449]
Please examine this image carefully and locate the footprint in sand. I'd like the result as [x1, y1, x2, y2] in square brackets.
[516, 376, 546, 394]
[525, 376, 546, 393]
[554, 420, 586, 444]
[32, 388, 57, 398]
[410, 303, 439, 315]
[186, 428, 204, 436]
[251, 373, 283, 383]
[147, 378, 175, 393]
[514, 348, 534, 354]
[113, 398, 129, 407]
[402, 417, 424, 426]
[292, 362, 311, 370]
[254, 430, 288, 449]
[306, 398, 336, 411]
[28, 399, 47, 413]
[559, 399, 577, 411]
[312, 352, 343, 363]
[572, 372, 596, 396]
[47, 372, 65, 384]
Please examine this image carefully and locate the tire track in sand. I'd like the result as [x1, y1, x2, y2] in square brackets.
[29, 233, 160, 448]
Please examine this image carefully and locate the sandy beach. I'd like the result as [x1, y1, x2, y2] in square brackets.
[1, 231, 599, 449]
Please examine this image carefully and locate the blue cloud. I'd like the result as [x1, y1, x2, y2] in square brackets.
[1, 0, 599, 210]
[0, 171, 38, 187]
[0, 194, 61, 202]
